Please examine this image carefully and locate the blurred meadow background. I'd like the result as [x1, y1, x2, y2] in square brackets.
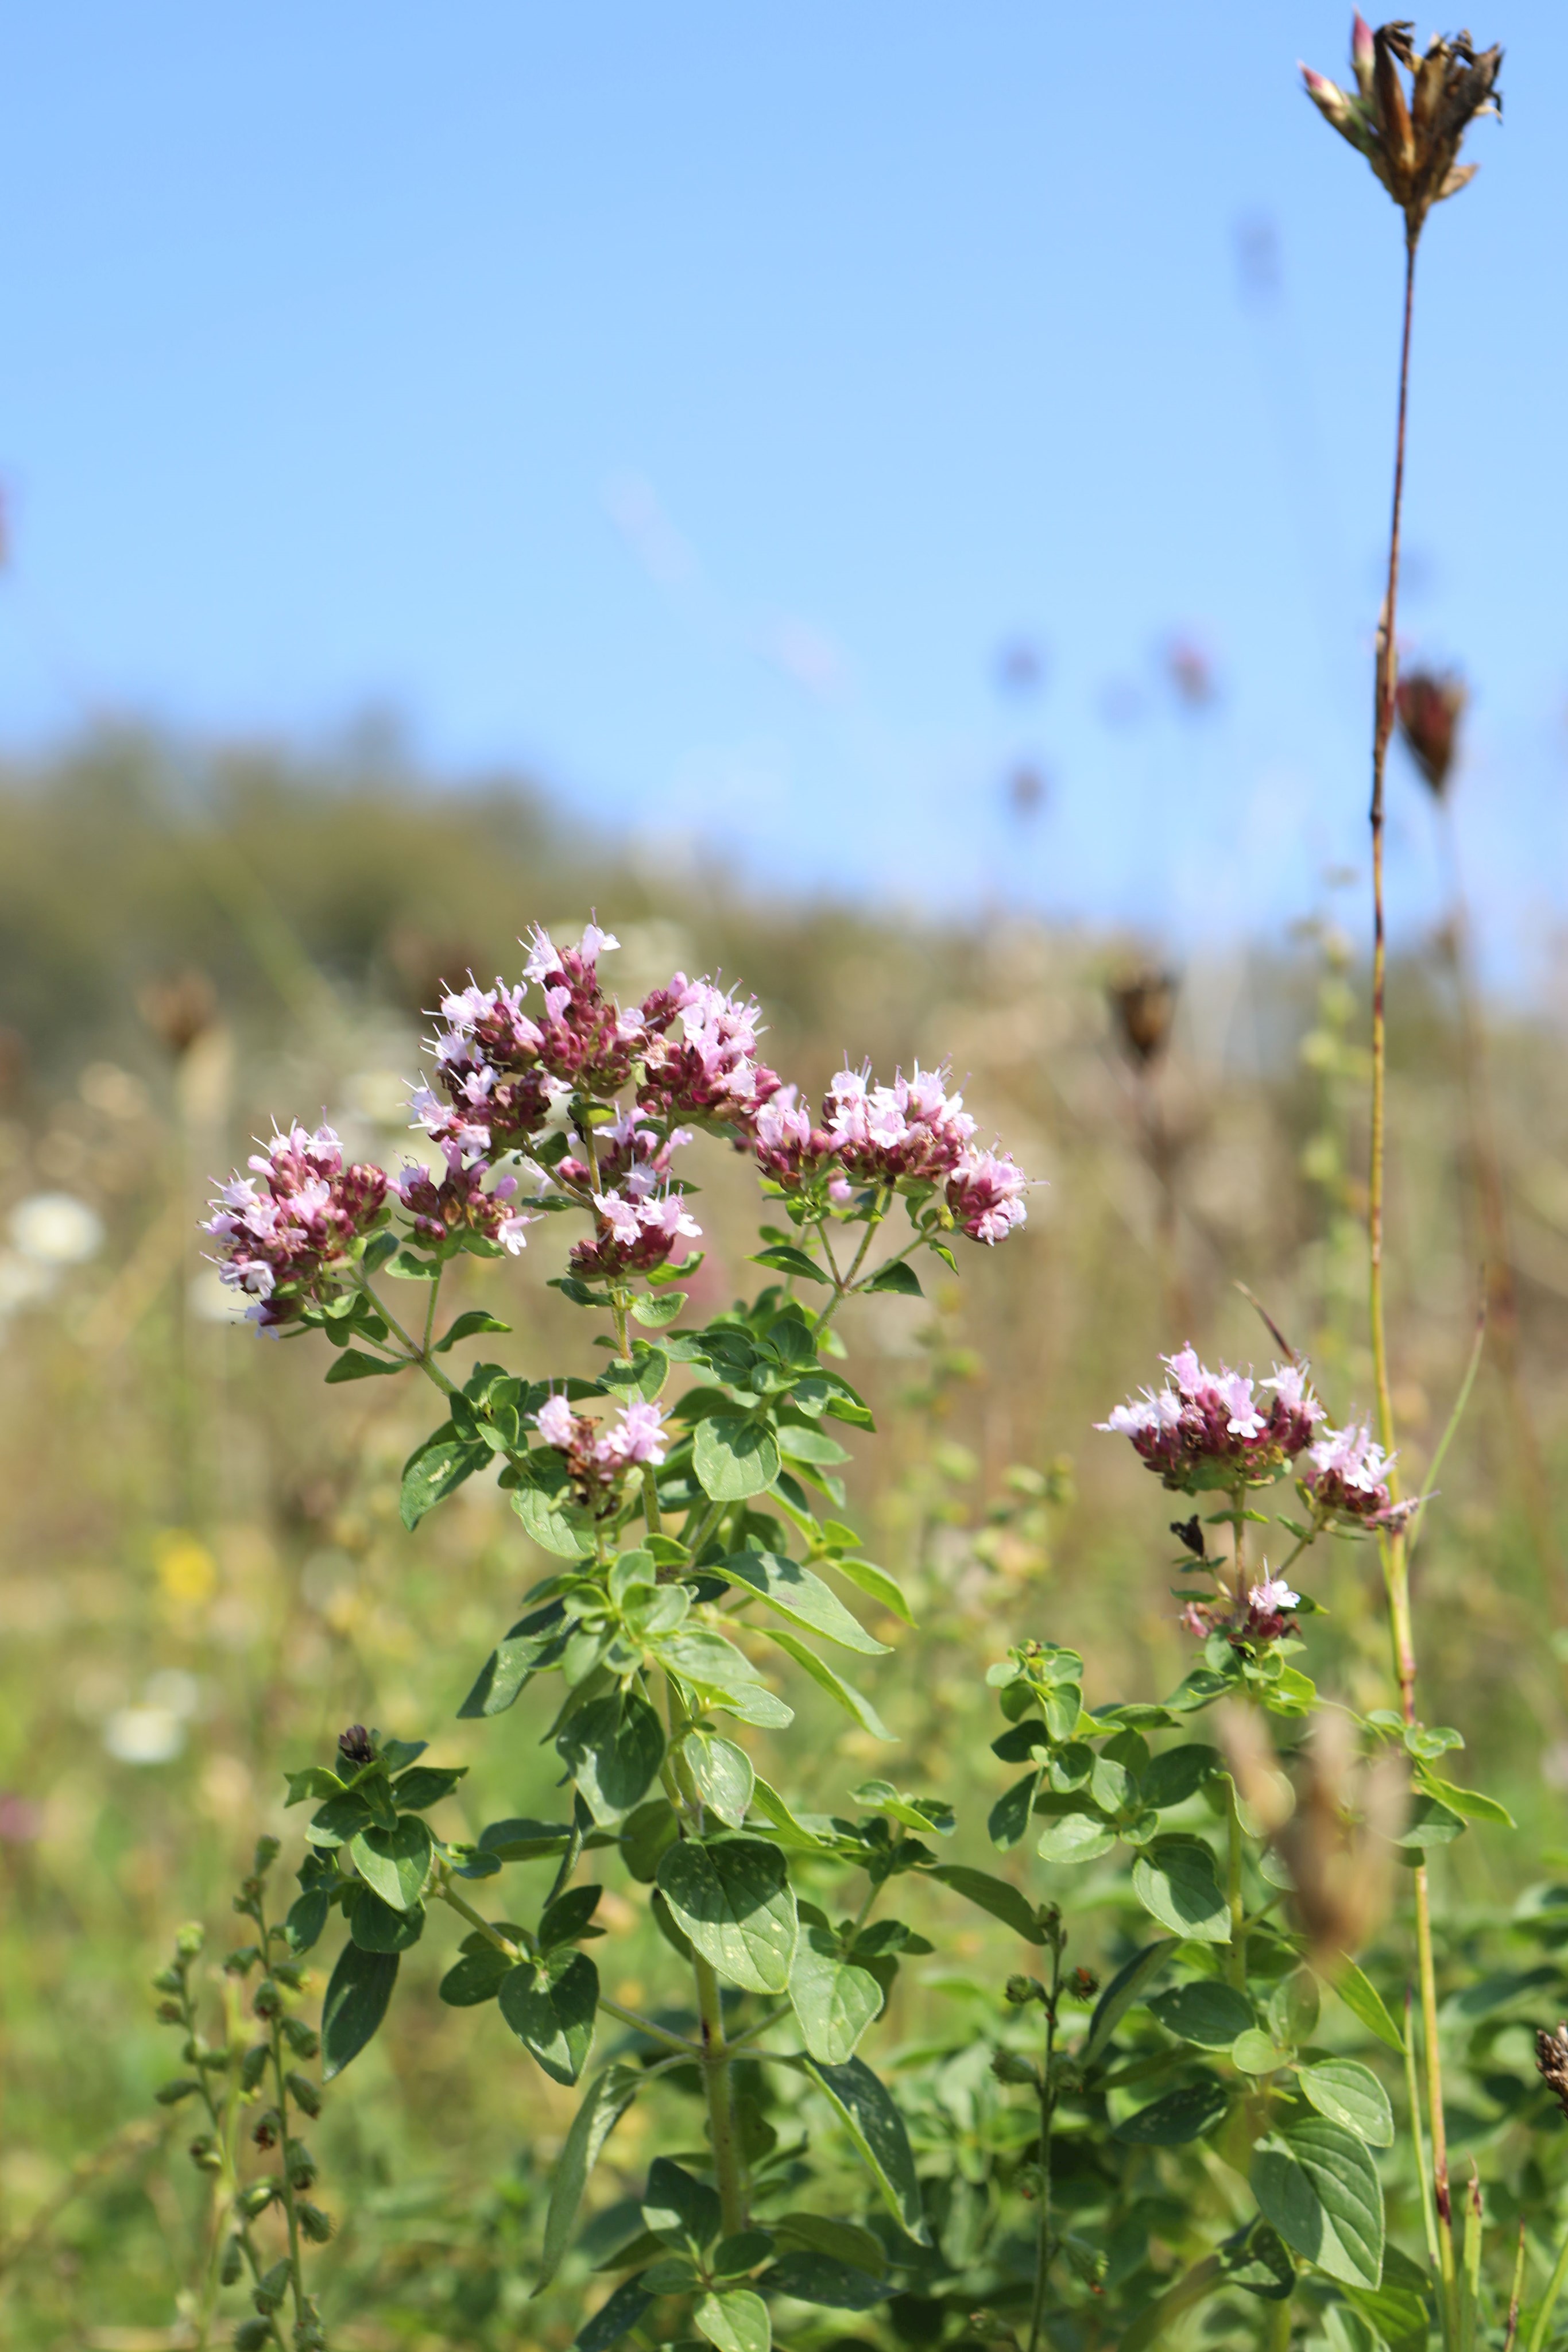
[5, 5, 1568, 2346]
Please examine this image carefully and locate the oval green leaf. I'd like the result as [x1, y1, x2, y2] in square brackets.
[1131, 1835, 1231, 1943]
[498, 1947, 599, 2086]
[1298, 2059, 1395, 2147]
[349, 1815, 433, 1912]
[321, 1941, 399, 2079]
[657, 1836, 798, 1994]
[1249, 2115, 1384, 2289]
[694, 1417, 781, 1502]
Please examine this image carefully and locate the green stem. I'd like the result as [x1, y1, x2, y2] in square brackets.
[1527, 2223, 1568, 2352]
[595, 1998, 703, 2058]
[811, 1189, 890, 1339]
[253, 1907, 306, 2337]
[693, 1954, 746, 2237]
[1026, 1940, 1064, 2352]
[1226, 1782, 1247, 1993]
[1415, 1859, 1459, 2344]
[1403, 1984, 1441, 2277]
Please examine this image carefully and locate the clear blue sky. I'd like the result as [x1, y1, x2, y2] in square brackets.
[1, 5, 1563, 977]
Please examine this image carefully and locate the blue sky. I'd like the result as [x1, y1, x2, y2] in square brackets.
[1, 4, 1563, 976]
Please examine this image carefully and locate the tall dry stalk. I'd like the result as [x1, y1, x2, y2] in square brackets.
[1302, 20, 1504, 2339]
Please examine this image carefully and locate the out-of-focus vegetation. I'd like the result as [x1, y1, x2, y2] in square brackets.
[2, 729, 1566, 2347]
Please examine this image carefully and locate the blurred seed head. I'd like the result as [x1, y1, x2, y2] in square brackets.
[1396, 668, 1467, 798]
[1537, 2023, 1568, 2119]
[1301, 16, 1503, 241]
[1109, 968, 1178, 1068]
[138, 968, 218, 1058]
[1216, 1701, 1405, 1967]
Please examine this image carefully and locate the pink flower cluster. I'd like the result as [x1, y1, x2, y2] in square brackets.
[1182, 1573, 1301, 1648]
[1302, 1421, 1415, 1529]
[392, 1154, 535, 1255]
[1098, 1347, 1324, 1490]
[534, 1392, 668, 1502]
[203, 1124, 388, 1330]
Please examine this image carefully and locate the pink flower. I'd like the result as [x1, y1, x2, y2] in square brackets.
[1250, 1575, 1300, 1616]
[597, 1399, 668, 1468]
[1098, 1348, 1325, 1491]
[203, 1126, 388, 1330]
[947, 1147, 1029, 1244]
[1302, 1419, 1415, 1527]
[534, 1394, 578, 1450]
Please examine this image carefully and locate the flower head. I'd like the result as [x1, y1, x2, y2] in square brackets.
[1303, 1418, 1416, 1527]
[203, 1125, 388, 1330]
[1301, 17, 1502, 238]
[1098, 1347, 1324, 1490]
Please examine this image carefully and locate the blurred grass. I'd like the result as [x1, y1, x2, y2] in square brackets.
[1, 728, 1566, 2345]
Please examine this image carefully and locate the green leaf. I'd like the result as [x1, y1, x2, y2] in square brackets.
[772, 2214, 886, 2275]
[1147, 1980, 1254, 2048]
[656, 1836, 798, 1994]
[749, 1244, 829, 1285]
[540, 1883, 605, 1951]
[642, 2154, 723, 2249]
[1141, 1743, 1222, 1809]
[1232, 2028, 1294, 2075]
[654, 1631, 795, 1729]
[285, 1766, 344, 1807]
[927, 1864, 1045, 1945]
[630, 1291, 688, 1327]
[1035, 1806, 1116, 1865]
[1132, 1836, 1231, 1943]
[401, 1433, 489, 1529]
[556, 1690, 667, 1826]
[823, 1554, 913, 1625]
[1269, 1967, 1321, 2048]
[1114, 2075, 1230, 2144]
[499, 1948, 599, 2086]
[573, 2275, 653, 2351]
[347, 1887, 425, 1953]
[1415, 1775, 1514, 1827]
[439, 1944, 514, 2006]
[725, 1550, 887, 1655]
[694, 2287, 771, 2352]
[747, 1776, 829, 1849]
[514, 1486, 597, 1560]
[1394, 1793, 1466, 1849]
[1250, 2115, 1384, 2289]
[789, 1929, 883, 2064]
[321, 1943, 398, 2079]
[349, 1816, 433, 1912]
[764, 1628, 893, 1741]
[285, 1888, 330, 1954]
[1298, 2060, 1395, 2147]
[456, 1628, 563, 1718]
[776, 1424, 851, 1467]
[535, 2066, 642, 2292]
[620, 1798, 680, 1882]
[802, 2055, 929, 2242]
[863, 1259, 922, 1297]
[1331, 1960, 1406, 2053]
[324, 1348, 407, 1383]
[761, 2252, 886, 2308]
[989, 1771, 1040, 1851]
[676, 1730, 755, 1830]
[390, 1764, 467, 1810]
[1081, 1940, 1176, 2068]
[694, 1417, 781, 1502]
[433, 1309, 512, 1352]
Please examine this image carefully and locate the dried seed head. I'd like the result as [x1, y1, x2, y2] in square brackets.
[1537, 2023, 1568, 2119]
[336, 1724, 375, 1767]
[1396, 669, 1467, 797]
[1301, 17, 1502, 239]
[1109, 969, 1178, 1067]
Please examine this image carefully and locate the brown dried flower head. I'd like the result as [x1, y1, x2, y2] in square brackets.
[1396, 668, 1467, 796]
[1109, 968, 1177, 1067]
[1537, 2022, 1568, 2121]
[1301, 16, 1502, 239]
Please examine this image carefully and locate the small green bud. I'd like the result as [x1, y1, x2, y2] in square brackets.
[297, 2200, 334, 2244]
[281, 2019, 319, 2060]
[253, 1979, 283, 2020]
[156, 1999, 185, 2025]
[237, 2180, 277, 2219]
[175, 1922, 206, 1960]
[1004, 1975, 1044, 2006]
[292, 2309, 327, 2352]
[224, 1945, 263, 1975]
[240, 2044, 272, 2093]
[156, 2078, 202, 2106]
[253, 2259, 291, 2315]
[152, 1966, 184, 1994]
[253, 1835, 282, 1875]
[188, 2136, 222, 2172]
[990, 2048, 1041, 2088]
[272, 1961, 306, 1993]
[233, 2321, 273, 2351]
[285, 2138, 317, 2190]
[285, 2071, 322, 2118]
[220, 2235, 244, 2287]
[251, 2108, 281, 2149]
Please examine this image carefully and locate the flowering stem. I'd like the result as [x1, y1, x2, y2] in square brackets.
[178, 1970, 287, 2352]
[252, 1898, 307, 2338]
[811, 1189, 891, 1339]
